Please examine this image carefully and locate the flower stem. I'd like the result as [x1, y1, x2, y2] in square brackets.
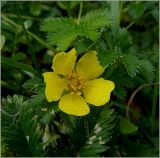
[111, 1, 120, 35]
[151, 65, 159, 120]
[77, 2, 83, 24]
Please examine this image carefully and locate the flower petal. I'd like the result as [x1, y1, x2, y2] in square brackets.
[83, 78, 115, 106]
[52, 48, 77, 76]
[76, 51, 105, 80]
[59, 94, 90, 116]
[43, 72, 67, 102]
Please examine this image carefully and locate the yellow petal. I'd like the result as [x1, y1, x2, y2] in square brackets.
[76, 51, 105, 80]
[83, 78, 115, 106]
[59, 94, 90, 116]
[43, 72, 67, 102]
[52, 48, 77, 76]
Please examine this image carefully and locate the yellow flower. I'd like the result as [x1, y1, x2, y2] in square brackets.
[43, 48, 115, 116]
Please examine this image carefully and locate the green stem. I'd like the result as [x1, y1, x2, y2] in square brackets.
[2, 13, 42, 21]
[111, 1, 120, 35]
[77, 2, 83, 24]
[151, 65, 159, 119]
[16, 10, 41, 75]
[1, 15, 22, 29]
[126, 82, 159, 119]
[2, 14, 55, 53]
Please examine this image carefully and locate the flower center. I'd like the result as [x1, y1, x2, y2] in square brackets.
[67, 72, 84, 95]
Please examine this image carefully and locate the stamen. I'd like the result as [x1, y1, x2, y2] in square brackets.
[77, 85, 81, 89]
[76, 91, 82, 96]
[67, 72, 85, 95]
[70, 92, 74, 95]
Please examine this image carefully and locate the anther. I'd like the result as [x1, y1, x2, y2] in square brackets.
[70, 92, 74, 95]
[76, 91, 82, 96]
[77, 85, 81, 89]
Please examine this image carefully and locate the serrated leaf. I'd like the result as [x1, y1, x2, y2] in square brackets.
[96, 39, 118, 67]
[41, 8, 111, 51]
[139, 59, 155, 82]
[41, 17, 78, 51]
[122, 54, 140, 77]
[1, 95, 47, 157]
[23, 77, 44, 92]
[80, 8, 110, 30]
[78, 107, 116, 157]
[74, 38, 93, 55]
[79, 8, 110, 40]
[119, 116, 138, 134]
[98, 49, 118, 67]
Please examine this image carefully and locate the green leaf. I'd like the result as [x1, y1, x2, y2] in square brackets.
[122, 54, 140, 77]
[119, 116, 138, 134]
[41, 8, 111, 51]
[74, 38, 93, 55]
[96, 39, 118, 67]
[29, 4, 42, 16]
[97, 49, 118, 67]
[1, 35, 5, 50]
[117, 28, 132, 51]
[79, 8, 111, 40]
[1, 95, 47, 157]
[1, 56, 37, 75]
[78, 107, 117, 156]
[23, 77, 44, 92]
[41, 17, 77, 51]
[129, 2, 146, 20]
[139, 59, 155, 82]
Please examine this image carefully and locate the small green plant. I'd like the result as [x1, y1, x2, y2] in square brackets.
[1, 1, 159, 157]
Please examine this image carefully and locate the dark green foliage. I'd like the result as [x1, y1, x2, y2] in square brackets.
[74, 38, 93, 55]
[1, 95, 47, 157]
[124, 141, 159, 157]
[139, 59, 155, 82]
[122, 54, 141, 77]
[1, 1, 159, 157]
[23, 77, 44, 93]
[96, 39, 118, 67]
[78, 107, 117, 156]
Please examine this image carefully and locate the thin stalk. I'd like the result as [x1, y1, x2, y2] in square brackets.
[151, 66, 159, 120]
[1, 15, 22, 29]
[15, 8, 41, 75]
[2, 14, 55, 53]
[2, 13, 42, 21]
[111, 1, 120, 35]
[126, 82, 159, 119]
[27, 31, 56, 52]
[119, 1, 123, 22]
[77, 2, 83, 24]
[126, 21, 136, 30]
